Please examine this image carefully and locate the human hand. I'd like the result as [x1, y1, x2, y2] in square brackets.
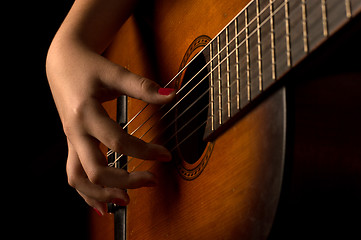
[46, 42, 175, 215]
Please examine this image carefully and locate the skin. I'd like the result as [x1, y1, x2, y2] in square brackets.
[46, 0, 175, 215]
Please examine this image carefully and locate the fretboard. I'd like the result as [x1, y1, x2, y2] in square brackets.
[203, 0, 361, 141]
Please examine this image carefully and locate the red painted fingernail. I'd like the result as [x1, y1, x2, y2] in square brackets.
[158, 88, 175, 96]
[93, 208, 103, 216]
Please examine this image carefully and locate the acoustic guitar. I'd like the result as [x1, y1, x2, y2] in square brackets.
[89, 0, 361, 239]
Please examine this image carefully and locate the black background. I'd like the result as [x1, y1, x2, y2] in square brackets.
[8, 1, 361, 239]
[10, 1, 90, 239]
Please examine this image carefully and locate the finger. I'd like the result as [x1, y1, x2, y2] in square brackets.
[68, 134, 159, 189]
[77, 190, 107, 216]
[66, 141, 107, 215]
[66, 143, 130, 203]
[83, 100, 171, 161]
[102, 64, 175, 104]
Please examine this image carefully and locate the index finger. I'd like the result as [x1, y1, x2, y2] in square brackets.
[83, 99, 172, 161]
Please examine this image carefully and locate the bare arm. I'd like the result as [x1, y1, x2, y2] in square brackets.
[46, 0, 174, 215]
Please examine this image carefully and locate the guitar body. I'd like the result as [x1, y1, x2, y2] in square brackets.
[90, 0, 361, 239]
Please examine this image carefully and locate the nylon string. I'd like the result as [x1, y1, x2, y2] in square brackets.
[107, 0, 287, 169]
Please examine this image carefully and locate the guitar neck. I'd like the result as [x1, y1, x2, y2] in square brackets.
[203, 0, 361, 141]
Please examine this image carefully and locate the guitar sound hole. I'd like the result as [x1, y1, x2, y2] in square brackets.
[174, 53, 209, 165]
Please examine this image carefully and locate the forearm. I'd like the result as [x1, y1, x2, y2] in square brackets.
[45, 0, 174, 214]
[50, 0, 137, 54]
[46, 0, 138, 120]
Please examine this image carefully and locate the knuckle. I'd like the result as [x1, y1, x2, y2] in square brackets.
[66, 168, 78, 188]
[139, 77, 156, 96]
[66, 163, 79, 188]
[102, 188, 118, 202]
[139, 77, 148, 91]
[135, 76, 153, 98]
[107, 65, 129, 86]
[127, 76, 149, 100]
[62, 121, 74, 137]
[114, 65, 129, 77]
[62, 101, 89, 137]
[67, 175, 77, 188]
[110, 135, 125, 153]
[87, 168, 104, 185]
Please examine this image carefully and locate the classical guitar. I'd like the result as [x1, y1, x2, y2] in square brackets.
[89, 0, 361, 239]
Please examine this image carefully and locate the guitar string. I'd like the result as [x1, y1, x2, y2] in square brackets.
[131, 120, 208, 172]
[129, 88, 209, 148]
[107, 0, 287, 167]
[107, 0, 286, 166]
[108, 89, 209, 168]
[125, 0, 284, 172]
[113, 96, 210, 169]
[117, 118, 208, 171]
[107, 0, 283, 158]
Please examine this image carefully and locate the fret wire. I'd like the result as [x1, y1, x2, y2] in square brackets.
[153, 2, 287, 127]
[154, 0, 289, 134]
[321, 0, 329, 37]
[107, 0, 286, 158]
[217, 35, 222, 125]
[123, 1, 285, 129]
[174, 0, 286, 109]
[226, 27, 231, 118]
[256, 0, 263, 92]
[112, 0, 333, 168]
[209, 46, 215, 131]
[301, 0, 309, 53]
[234, 19, 240, 110]
[108, 0, 356, 169]
[108, 0, 293, 162]
[245, 8, 251, 101]
[270, 0, 276, 80]
[284, 0, 292, 67]
[345, 0, 352, 18]
[109, 0, 360, 174]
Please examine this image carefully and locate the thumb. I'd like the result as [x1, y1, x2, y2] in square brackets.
[104, 64, 175, 104]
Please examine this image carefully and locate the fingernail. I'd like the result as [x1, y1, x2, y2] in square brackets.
[93, 208, 103, 217]
[158, 88, 175, 96]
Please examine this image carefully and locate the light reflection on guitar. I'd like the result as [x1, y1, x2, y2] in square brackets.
[90, 0, 361, 239]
